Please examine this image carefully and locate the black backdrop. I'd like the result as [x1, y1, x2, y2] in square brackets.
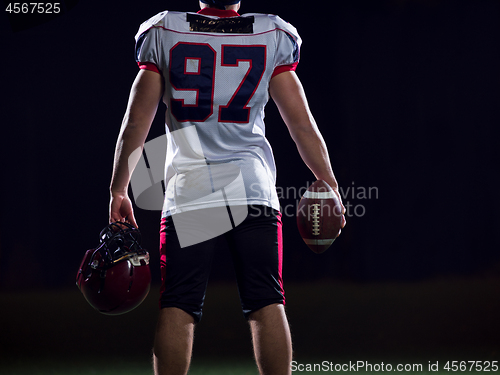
[1, 0, 499, 289]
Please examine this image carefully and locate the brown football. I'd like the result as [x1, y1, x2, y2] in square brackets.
[296, 180, 343, 254]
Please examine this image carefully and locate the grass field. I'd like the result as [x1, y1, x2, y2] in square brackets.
[0, 357, 259, 375]
[1, 278, 499, 374]
[2, 357, 499, 375]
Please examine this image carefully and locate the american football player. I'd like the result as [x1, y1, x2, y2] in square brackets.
[109, 0, 345, 374]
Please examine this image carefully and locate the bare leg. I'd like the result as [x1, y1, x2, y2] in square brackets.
[153, 307, 195, 375]
[248, 303, 293, 375]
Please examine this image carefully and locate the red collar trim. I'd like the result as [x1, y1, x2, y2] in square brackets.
[197, 8, 240, 18]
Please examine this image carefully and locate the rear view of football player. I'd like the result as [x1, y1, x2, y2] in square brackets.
[109, 0, 345, 374]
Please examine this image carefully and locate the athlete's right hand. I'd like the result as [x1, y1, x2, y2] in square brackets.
[109, 192, 139, 228]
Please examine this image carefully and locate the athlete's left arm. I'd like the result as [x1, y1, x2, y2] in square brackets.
[109, 69, 164, 227]
[269, 71, 346, 225]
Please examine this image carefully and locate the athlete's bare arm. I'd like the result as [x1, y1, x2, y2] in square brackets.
[109, 69, 164, 226]
[269, 71, 346, 220]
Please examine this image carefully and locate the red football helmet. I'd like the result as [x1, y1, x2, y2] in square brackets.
[76, 222, 151, 315]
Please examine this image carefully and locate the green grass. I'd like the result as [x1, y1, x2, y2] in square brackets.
[1, 357, 498, 374]
[0, 357, 259, 375]
[0, 358, 150, 375]
[1, 278, 499, 374]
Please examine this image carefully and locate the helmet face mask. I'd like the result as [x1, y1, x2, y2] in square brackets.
[76, 222, 151, 315]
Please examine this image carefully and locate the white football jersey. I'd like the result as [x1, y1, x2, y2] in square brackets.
[135, 8, 301, 217]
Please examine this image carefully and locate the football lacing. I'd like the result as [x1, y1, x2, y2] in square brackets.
[311, 203, 320, 236]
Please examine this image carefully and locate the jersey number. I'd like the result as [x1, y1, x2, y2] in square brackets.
[169, 43, 266, 123]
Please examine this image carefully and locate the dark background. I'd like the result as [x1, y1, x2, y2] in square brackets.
[1, 0, 499, 367]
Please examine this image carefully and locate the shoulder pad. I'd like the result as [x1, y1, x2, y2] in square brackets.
[135, 11, 168, 42]
[244, 13, 301, 47]
[268, 14, 302, 47]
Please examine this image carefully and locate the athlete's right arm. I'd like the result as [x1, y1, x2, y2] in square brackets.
[109, 69, 164, 226]
[269, 71, 346, 222]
